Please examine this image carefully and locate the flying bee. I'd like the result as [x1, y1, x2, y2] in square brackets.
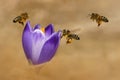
[89, 13, 109, 26]
[61, 29, 80, 44]
[13, 12, 29, 25]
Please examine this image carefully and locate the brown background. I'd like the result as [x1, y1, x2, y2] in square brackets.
[0, 0, 120, 80]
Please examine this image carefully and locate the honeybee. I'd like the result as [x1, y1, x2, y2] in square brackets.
[13, 12, 29, 25]
[61, 29, 80, 44]
[89, 13, 109, 26]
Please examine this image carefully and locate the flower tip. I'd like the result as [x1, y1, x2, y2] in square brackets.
[45, 24, 55, 36]
[26, 21, 30, 25]
[34, 24, 41, 30]
[24, 21, 32, 31]
[46, 24, 54, 31]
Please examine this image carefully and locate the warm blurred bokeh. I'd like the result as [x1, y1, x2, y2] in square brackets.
[0, 0, 120, 80]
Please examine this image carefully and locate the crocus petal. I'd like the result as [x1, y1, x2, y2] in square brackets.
[22, 21, 32, 60]
[31, 29, 45, 64]
[37, 31, 61, 64]
[33, 24, 41, 30]
[22, 21, 61, 65]
[32, 29, 45, 43]
[45, 24, 54, 37]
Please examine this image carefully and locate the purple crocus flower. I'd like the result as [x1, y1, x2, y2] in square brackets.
[22, 21, 61, 65]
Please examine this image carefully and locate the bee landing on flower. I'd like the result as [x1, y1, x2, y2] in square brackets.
[22, 21, 61, 65]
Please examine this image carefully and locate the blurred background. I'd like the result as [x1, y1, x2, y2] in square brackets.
[0, 0, 120, 80]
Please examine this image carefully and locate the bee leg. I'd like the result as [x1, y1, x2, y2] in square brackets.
[97, 21, 102, 27]
[19, 22, 24, 25]
[98, 23, 101, 27]
[21, 22, 24, 25]
[66, 38, 72, 44]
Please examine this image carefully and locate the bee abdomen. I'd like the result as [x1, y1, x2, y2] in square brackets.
[68, 34, 80, 40]
[13, 16, 22, 23]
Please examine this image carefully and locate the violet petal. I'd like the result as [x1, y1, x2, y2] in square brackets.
[33, 24, 41, 30]
[37, 32, 61, 64]
[22, 21, 33, 60]
[32, 29, 45, 44]
[31, 29, 45, 64]
[45, 24, 54, 37]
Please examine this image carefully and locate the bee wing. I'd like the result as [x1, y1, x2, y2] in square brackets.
[70, 28, 81, 35]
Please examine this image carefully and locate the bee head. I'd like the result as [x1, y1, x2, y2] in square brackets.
[78, 37, 80, 40]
